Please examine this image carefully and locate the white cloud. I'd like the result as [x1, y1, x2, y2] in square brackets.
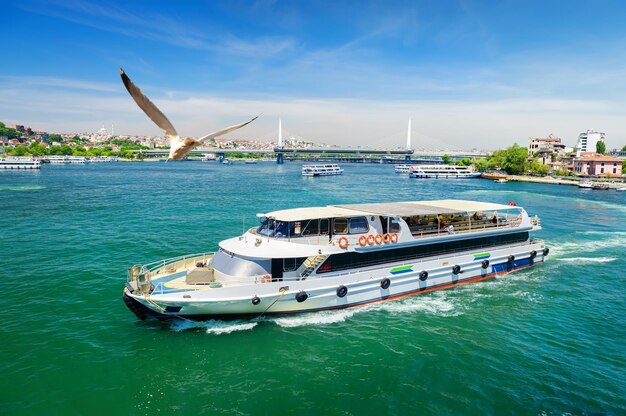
[1, 76, 623, 150]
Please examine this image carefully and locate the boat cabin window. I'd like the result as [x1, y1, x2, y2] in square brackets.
[349, 217, 369, 233]
[380, 216, 401, 233]
[334, 218, 348, 234]
[320, 219, 329, 235]
[257, 217, 274, 236]
[389, 218, 401, 233]
[283, 257, 307, 272]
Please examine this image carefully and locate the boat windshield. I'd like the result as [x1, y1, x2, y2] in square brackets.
[211, 249, 271, 276]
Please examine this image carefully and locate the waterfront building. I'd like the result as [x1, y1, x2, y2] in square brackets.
[577, 129, 605, 152]
[527, 135, 566, 156]
[572, 152, 622, 177]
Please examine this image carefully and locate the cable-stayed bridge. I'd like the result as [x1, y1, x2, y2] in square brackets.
[136, 120, 488, 163]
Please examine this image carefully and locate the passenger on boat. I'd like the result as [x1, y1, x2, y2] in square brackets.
[447, 224, 455, 234]
[492, 214, 498, 224]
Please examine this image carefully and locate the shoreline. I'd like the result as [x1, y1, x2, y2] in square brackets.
[482, 173, 626, 189]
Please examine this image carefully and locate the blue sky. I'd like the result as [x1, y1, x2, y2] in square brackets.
[2, 0, 626, 149]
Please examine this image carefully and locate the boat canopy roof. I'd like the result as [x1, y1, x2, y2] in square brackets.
[260, 199, 519, 222]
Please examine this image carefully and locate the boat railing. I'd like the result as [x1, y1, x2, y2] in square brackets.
[144, 252, 215, 275]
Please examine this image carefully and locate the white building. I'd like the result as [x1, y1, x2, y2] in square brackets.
[577, 129, 605, 152]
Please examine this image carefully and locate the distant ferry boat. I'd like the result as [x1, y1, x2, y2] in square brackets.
[409, 165, 480, 179]
[88, 156, 115, 163]
[123, 199, 547, 321]
[302, 164, 344, 176]
[0, 157, 41, 170]
[394, 165, 411, 174]
[44, 156, 87, 164]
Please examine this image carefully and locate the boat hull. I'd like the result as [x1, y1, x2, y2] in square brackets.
[124, 240, 546, 321]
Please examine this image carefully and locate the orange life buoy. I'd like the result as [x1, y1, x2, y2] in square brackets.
[390, 233, 399, 243]
[358, 235, 368, 247]
[374, 234, 383, 245]
[383, 233, 391, 243]
[367, 235, 375, 245]
[261, 274, 271, 283]
[338, 237, 349, 249]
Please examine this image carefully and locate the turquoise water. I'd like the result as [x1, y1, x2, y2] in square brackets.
[1, 162, 625, 415]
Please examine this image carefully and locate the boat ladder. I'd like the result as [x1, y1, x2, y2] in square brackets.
[300, 255, 326, 279]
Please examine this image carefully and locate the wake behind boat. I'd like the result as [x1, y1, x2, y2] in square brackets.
[123, 199, 547, 321]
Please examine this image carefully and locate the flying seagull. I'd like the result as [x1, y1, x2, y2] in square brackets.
[119, 68, 258, 160]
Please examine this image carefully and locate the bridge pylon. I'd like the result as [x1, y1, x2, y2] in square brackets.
[276, 118, 284, 164]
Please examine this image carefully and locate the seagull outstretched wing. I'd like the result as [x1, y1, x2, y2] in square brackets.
[119, 68, 179, 140]
[197, 115, 260, 143]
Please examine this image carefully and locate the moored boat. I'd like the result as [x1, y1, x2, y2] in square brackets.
[123, 199, 547, 321]
[394, 165, 411, 174]
[578, 180, 593, 189]
[0, 157, 41, 169]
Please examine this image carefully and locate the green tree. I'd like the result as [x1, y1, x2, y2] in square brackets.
[596, 140, 606, 154]
[473, 158, 489, 172]
[28, 142, 49, 156]
[11, 145, 29, 156]
[48, 134, 64, 143]
[502, 143, 528, 174]
[528, 160, 549, 176]
[441, 154, 452, 164]
[455, 158, 471, 166]
[621, 145, 626, 151]
[554, 169, 569, 176]
[0, 122, 20, 140]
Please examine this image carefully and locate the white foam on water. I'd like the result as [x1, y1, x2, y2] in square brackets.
[550, 235, 626, 257]
[557, 257, 617, 263]
[205, 322, 257, 335]
[376, 294, 462, 316]
[272, 307, 363, 328]
[170, 319, 257, 335]
[0, 185, 46, 191]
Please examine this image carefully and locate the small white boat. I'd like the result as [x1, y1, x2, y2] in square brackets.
[578, 181, 593, 189]
[409, 165, 480, 179]
[495, 178, 508, 183]
[123, 199, 547, 321]
[394, 165, 411, 174]
[222, 159, 233, 165]
[302, 164, 343, 176]
[0, 157, 41, 169]
[245, 159, 258, 164]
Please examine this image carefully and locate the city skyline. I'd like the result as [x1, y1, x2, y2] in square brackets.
[2, 0, 626, 149]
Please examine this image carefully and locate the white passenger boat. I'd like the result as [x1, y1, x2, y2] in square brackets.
[0, 157, 41, 169]
[66, 156, 86, 164]
[394, 165, 411, 174]
[302, 164, 344, 176]
[578, 181, 593, 189]
[409, 165, 480, 178]
[46, 156, 68, 164]
[123, 199, 547, 321]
